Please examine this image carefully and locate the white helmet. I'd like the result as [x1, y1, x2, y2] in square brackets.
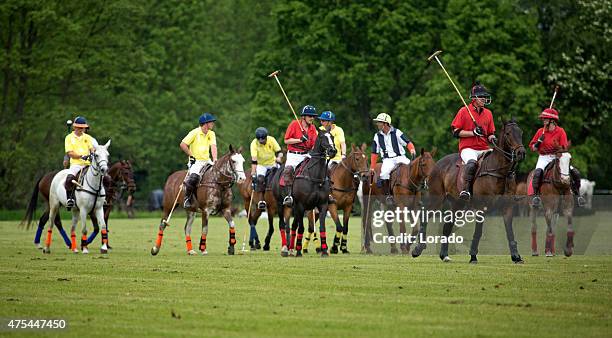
[373, 113, 391, 124]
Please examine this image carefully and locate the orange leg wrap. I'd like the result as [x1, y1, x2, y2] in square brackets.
[71, 231, 76, 251]
[81, 235, 88, 249]
[45, 229, 53, 247]
[186, 236, 193, 251]
[155, 230, 164, 248]
[199, 235, 207, 252]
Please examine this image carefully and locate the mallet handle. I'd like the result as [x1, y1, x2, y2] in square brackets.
[549, 86, 559, 109]
[163, 170, 190, 225]
[269, 70, 305, 132]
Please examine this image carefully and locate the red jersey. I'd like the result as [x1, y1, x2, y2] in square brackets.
[451, 102, 495, 152]
[529, 126, 568, 155]
[285, 119, 317, 152]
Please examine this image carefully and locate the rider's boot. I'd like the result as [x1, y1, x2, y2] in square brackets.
[382, 179, 394, 206]
[65, 174, 77, 210]
[183, 173, 200, 209]
[570, 167, 586, 207]
[531, 168, 544, 208]
[459, 160, 477, 201]
[281, 166, 295, 207]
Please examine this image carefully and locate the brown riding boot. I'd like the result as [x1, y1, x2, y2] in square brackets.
[531, 169, 544, 208]
[382, 179, 394, 206]
[65, 174, 77, 210]
[570, 167, 586, 207]
[459, 160, 477, 200]
[282, 166, 295, 207]
[183, 173, 200, 208]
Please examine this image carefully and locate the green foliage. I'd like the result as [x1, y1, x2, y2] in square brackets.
[1, 0, 610, 209]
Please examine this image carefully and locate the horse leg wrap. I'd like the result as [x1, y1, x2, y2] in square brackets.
[185, 236, 193, 251]
[313, 233, 321, 250]
[303, 232, 312, 250]
[199, 235, 207, 252]
[296, 233, 304, 251]
[551, 234, 556, 254]
[45, 229, 53, 247]
[320, 231, 328, 251]
[101, 229, 108, 246]
[531, 231, 538, 254]
[155, 230, 164, 248]
[289, 230, 297, 250]
[280, 228, 287, 247]
[333, 231, 342, 247]
[341, 234, 348, 250]
[566, 231, 575, 255]
[229, 228, 236, 246]
[81, 235, 88, 250]
[545, 233, 554, 255]
[70, 231, 77, 251]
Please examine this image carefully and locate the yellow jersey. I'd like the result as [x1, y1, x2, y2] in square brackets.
[250, 136, 281, 166]
[182, 128, 216, 161]
[320, 124, 345, 161]
[65, 132, 96, 166]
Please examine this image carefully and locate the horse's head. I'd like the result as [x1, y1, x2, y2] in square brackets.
[348, 143, 369, 181]
[557, 152, 572, 185]
[419, 147, 436, 179]
[313, 129, 337, 158]
[119, 160, 136, 194]
[498, 117, 526, 161]
[228, 144, 246, 184]
[91, 140, 111, 175]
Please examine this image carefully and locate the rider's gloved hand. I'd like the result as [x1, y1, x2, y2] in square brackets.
[251, 175, 257, 190]
[189, 156, 196, 166]
[80, 155, 90, 161]
[488, 135, 497, 144]
[300, 134, 309, 143]
[473, 126, 485, 137]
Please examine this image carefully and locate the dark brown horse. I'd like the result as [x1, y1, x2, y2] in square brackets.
[23, 160, 136, 248]
[412, 119, 526, 263]
[237, 171, 280, 251]
[525, 152, 575, 257]
[151, 146, 246, 256]
[361, 149, 436, 254]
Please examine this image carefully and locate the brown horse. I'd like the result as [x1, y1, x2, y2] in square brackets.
[150, 146, 246, 256]
[361, 149, 436, 254]
[237, 171, 280, 251]
[525, 152, 575, 257]
[412, 119, 526, 263]
[23, 160, 136, 248]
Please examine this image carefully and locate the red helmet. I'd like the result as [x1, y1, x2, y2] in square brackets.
[539, 108, 559, 121]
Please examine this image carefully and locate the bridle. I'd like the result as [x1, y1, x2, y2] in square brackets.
[78, 148, 108, 202]
[202, 154, 244, 189]
[395, 155, 430, 193]
[483, 122, 525, 178]
[332, 151, 368, 192]
[299, 133, 336, 185]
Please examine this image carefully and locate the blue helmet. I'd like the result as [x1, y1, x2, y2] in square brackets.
[255, 127, 268, 140]
[199, 113, 216, 125]
[319, 111, 335, 121]
[73, 116, 89, 128]
[300, 105, 317, 117]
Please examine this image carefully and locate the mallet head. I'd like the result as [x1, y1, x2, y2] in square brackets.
[427, 50, 443, 61]
[268, 70, 280, 78]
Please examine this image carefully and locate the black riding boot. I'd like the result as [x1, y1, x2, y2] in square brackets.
[183, 173, 200, 209]
[570, 167, 586, 207]
[282, 167, 295, 207]
[382, 179, 394, 206]
[459, 160, 477, 200]
[256, 175, 267, 210]
[65, 175, 77, 210]
[531, 168, 544, 208]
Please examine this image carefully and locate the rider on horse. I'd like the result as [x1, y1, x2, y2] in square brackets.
[528, 108, 585, 207]
[250, 127, 282, 210]
[451, 82, 497, 200]
[180, 113, 218, 208]
[281, 105, 319, 207]
[370, 113, 416, 206]
[319, 110, 346, 204]
[64, 116, 98, 210]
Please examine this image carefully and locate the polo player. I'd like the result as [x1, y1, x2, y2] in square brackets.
[319, 110, 345, 204]
[250, 127, 282, 210]
[64, 116, 98, 210]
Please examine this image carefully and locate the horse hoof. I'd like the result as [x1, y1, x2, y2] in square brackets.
[72, 249, 79, 254]
[151, 246, 159, 256]
[228, 246, 235, 255]
[303, 249, 309, 254]
[321, 251, 329, 258]
[295, 250, 302, 257]
[545, 251, 554, 257]
[280, 246, 289, 257]
[35, 243, 42, 250]
[187, 250, 197, 256]
[341, 249, 350, 254]
[564, 248, 573, 257]
[263, 244, 270, 251]
[201, 250, 208, 255]
[82, 248, 89, 254]
[255, 242, 261, 250]
[531, 251, 539, 257]
[441, 256, 451, 262]
[469, 255, 478, 264]
[390, 247, 399, 254]
[330, 246, 338, 254]
[42, 247, 51, 254]
[315, 247, 322, 254]
[512, 255, 524, 264]
[100, 244, 109, 254]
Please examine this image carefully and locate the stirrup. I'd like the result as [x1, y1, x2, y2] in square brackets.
[183, 198, 192, 209]
[385, 195, 394, 206]
[531, 195, 542, 208]
[66, 198, 75, 209]
[459, 190, 471, 201]
[576, 196, 586, 208]
[257, 201, 267, 210]
[283, 195, 293, 207]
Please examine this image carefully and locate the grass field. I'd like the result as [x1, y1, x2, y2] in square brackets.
[1, 213, 611, 337]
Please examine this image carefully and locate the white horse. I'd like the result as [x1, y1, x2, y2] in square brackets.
[43, 140, 111, 254]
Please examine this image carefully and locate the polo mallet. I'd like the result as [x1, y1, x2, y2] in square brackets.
[428, 50, 477, 124]
[268, 70, 305, 133]
[66, 119, 73, 133]
[162, 169, 190, 226]
[363, 174, 374, 252]
[549, 85, 559, 109]
[239, 190, 255, 254]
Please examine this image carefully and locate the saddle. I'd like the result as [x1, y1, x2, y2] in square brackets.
[196, 163, 214, 186]
[264, 166, 279, 191]
[280, 158, 310, 186]
[389, 163, 412, 192]
[75, 166, 89, 186]
[374, 163, 405, 188]
[455, 150, 492, 192]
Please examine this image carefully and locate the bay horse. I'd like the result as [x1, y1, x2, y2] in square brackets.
[412, 119, 526, 263]
[361, 149, 436, 254]
[151, 145, 246, 256]
[43, 140, 111, 254]
[270, 130, 337, 257]
[526, 152, 575, 257]
[237, 171, 280, 251]
[24, 160, 136, 249]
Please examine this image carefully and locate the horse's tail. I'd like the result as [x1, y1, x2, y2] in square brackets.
[21, 175, 43, 229]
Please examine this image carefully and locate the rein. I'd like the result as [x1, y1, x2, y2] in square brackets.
[394, 156, 429, 193]
[332, 152, 368, 193]
[200, 155, 241, 189]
